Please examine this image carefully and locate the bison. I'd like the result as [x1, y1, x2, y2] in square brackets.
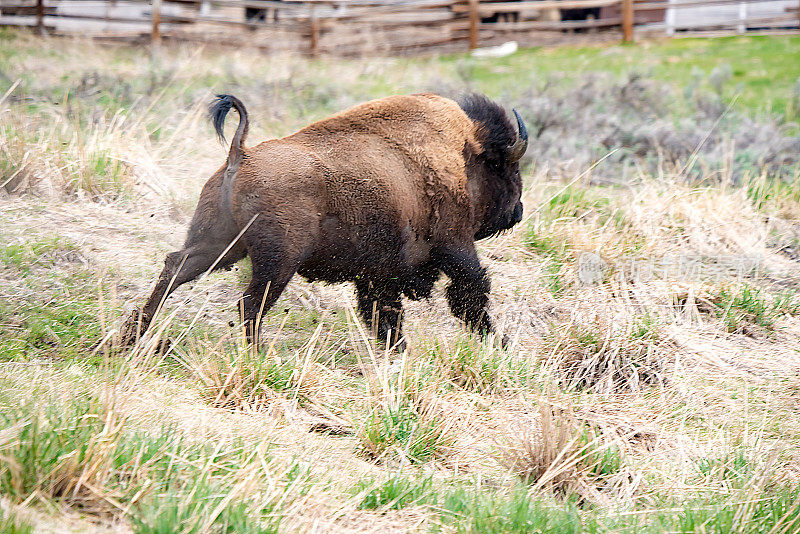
[121, 92, 527, 350]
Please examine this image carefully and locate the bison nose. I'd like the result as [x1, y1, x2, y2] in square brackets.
[512, 202, 523, 225]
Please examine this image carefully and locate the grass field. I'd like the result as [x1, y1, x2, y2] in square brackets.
[455, 35, 800, 118]
[1, 30, 800, 533]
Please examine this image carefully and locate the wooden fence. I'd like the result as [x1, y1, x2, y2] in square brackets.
[0, 0, 798, 55]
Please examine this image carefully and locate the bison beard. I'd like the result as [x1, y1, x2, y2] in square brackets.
[120, 92, 528, 350]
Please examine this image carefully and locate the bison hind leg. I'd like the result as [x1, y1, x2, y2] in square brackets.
[122, 243, 245, 345]
[240, 251, 301, 346]
[355, 279, 406, 352]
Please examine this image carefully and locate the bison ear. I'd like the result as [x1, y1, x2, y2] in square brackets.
[508, 109, 528, 163]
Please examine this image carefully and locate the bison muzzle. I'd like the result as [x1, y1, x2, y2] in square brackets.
[122, 92, 528, 350]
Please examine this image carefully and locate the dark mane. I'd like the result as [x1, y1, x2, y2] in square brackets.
[457, 93, 515, 156]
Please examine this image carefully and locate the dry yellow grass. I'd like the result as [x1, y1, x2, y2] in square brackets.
[2, 30, 800, 533]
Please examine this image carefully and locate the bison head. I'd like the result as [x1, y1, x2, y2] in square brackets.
[459, 94, 528, 240]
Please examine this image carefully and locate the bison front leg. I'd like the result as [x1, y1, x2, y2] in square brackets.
[355, 279, 406, 352]
[435, 245, 498, 340]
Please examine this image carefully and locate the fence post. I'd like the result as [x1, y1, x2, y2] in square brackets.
[35, 0, 45, 34]
[468, 0, 479, 50]
[151, 0, 162, 45]
[309, 5, 320, 57]
[621, 0, 634, 42]
[737, 1, 746, 34]
[665, 0, 675, 36]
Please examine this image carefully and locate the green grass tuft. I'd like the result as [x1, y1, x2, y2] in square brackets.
[747, 173, 800, 213]
[579, 428, 623, 479]
[426, 336, 519, 393]
[710, 285, 799, 335]
[358, 401, 452, 464]
[72, 149, 130, 199]
[0, 297, 103, 360]
[439, 486, 583, 534]
[0, 510, 33, 534]
[543, 317, 665, 392]
[0, 391, 290, 531]
[630, 314, 659, 342]
[177, 336, 320, 410]
[0, 237, 79, 274]
[131, 478, 278, 534]
[355, 475, 436, 511]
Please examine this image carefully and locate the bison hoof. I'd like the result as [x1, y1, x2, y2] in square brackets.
[393, 338, 408, 354]
[378, 336, 406, 354]
[118, 309, 149, 347]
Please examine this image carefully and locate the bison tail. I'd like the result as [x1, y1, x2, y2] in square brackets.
[209, 94, 249, 168]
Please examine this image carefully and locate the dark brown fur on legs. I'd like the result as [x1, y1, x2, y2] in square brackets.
[238, 218, 310, 345]
[356, 279, 406, 352]
[119, 238, 245, 345]
[435, 245, 494, 335]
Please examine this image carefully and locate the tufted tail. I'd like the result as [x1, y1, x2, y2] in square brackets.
[209, 94, 249, 170]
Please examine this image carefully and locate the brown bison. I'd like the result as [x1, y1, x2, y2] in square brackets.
[122, 92, 527, 350]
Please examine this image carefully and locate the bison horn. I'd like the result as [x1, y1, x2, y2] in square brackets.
[508, 109, 528, 163]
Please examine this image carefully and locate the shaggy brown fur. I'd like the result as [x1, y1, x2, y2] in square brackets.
[121, 93, 527, 349]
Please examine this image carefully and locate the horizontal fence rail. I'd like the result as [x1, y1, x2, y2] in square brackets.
[0, 0, 797, 55]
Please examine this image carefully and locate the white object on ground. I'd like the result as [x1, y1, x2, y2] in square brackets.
[471, 41, 518, 59]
